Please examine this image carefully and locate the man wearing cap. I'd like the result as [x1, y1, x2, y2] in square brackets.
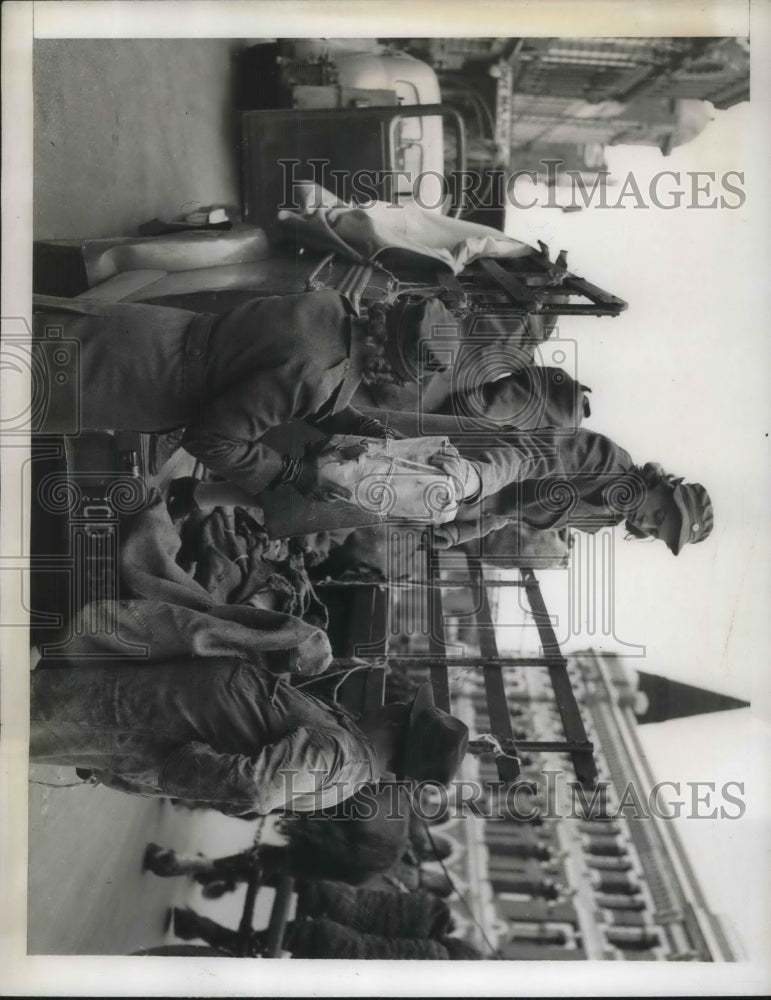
[30, 650, 468, 816]
[428, 429, 714, 557]
[32, 290, 454, 498]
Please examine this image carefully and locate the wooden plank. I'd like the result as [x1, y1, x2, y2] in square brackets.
[516, 740, 594, 752]
[520, 568, 599, 788]
[477, 257, 539, 308]
[472, 572, 499, 660]
[467, 555, 520, 783]
[441, 577, 529, 588]
[426, 547, 451, 712]
[519, 568, 563, 659]
[318, 577, 528, 589]
[235, 860, 261, 957]
[561, 273, 628, 311]
[538, 301, 626, 317]
[386, 655, 564, 669]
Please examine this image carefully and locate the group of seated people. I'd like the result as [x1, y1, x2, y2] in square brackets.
[30, 276, 714, 799]
[34, 282, 712, 559]
[29, 248, 714, 956]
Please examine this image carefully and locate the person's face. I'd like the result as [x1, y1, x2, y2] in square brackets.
[624, 483, 681, 549]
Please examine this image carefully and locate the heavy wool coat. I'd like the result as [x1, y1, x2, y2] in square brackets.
[33, 290, 360, 494]
[297, 881, 453, 940]
[30, 657, 379, 815]
[287, 917, 481, 960]
[449, 427, 637, 545]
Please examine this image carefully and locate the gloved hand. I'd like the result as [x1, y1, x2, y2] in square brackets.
[430, 522, 461, 550]
[273, 439, 368, 503]
[356, 416, 406, 441]
[428, 451, 482, 503]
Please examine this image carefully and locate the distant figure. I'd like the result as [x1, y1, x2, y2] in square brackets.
[143, 784, 454, 894]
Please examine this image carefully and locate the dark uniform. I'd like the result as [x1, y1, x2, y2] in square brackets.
[31, 655, 379, 815]
[31, 292, 637, 536]
[33, 290, 408, 493]
[448, 427, 637, 544]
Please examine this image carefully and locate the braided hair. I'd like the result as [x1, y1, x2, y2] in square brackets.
[358, 302, 406, 388]
[358, 295, 467, 388]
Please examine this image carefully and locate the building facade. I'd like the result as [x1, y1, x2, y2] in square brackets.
[409, 648, 738, 961]
[391, 36, 750, 183]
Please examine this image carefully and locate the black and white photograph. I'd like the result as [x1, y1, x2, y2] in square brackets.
[1, 1, 770, 996]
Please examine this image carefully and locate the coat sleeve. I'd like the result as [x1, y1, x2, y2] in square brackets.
[444, 514, 510, 546]
[181, 292, 351, 495]
[180, 366, 305, 494]
[310, 405, 398, 439]
[158, 729, 375, 816]
[456, 432, 567, 500]
[66, 600, 332, 676]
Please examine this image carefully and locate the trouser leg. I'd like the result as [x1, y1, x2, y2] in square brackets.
[172, 907, 245, 954]
[172, 907, 277, 956]
[144, 844, 254, 886]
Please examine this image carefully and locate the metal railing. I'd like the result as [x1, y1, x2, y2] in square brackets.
[249, 537, 599, 956]
[384, 542, 598, 789]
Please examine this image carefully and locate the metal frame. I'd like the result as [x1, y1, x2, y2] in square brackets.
[385, 544, 598, 789]
[240, 103, 468, 225]
[314, 539, 599, 787]
[245, 542, 599, 955]
[472, 255, 628, 317]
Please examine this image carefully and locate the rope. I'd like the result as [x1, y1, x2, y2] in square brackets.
[251, 815, 267, 850]
[420, 819, 499, 959]
[293, 663, 369, 694]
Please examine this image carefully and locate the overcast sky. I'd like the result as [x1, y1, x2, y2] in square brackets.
[500, 99, 771, 966]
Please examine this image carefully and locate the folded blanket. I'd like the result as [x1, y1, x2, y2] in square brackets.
[87, 492, 333, 675]
[278, 183, 534, 275]
[181, 506, 328, 628]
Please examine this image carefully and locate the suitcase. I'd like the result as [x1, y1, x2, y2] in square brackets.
[29, 430, 150, 650]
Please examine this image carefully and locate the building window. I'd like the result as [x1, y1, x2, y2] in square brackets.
[507, 921, 571, 946]
[604, 925, 661, 952]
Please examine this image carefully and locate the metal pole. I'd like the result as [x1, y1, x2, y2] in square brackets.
[315, 577, 529, 590]
[384, 655, 567, 669]
[263, 876, 295, 958]
[235, 857, 261, 957]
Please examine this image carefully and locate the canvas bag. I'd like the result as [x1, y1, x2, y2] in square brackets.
[315, 435, 462, 525]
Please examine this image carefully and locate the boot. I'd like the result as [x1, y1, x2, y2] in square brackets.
[171, 906, 199, 941]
